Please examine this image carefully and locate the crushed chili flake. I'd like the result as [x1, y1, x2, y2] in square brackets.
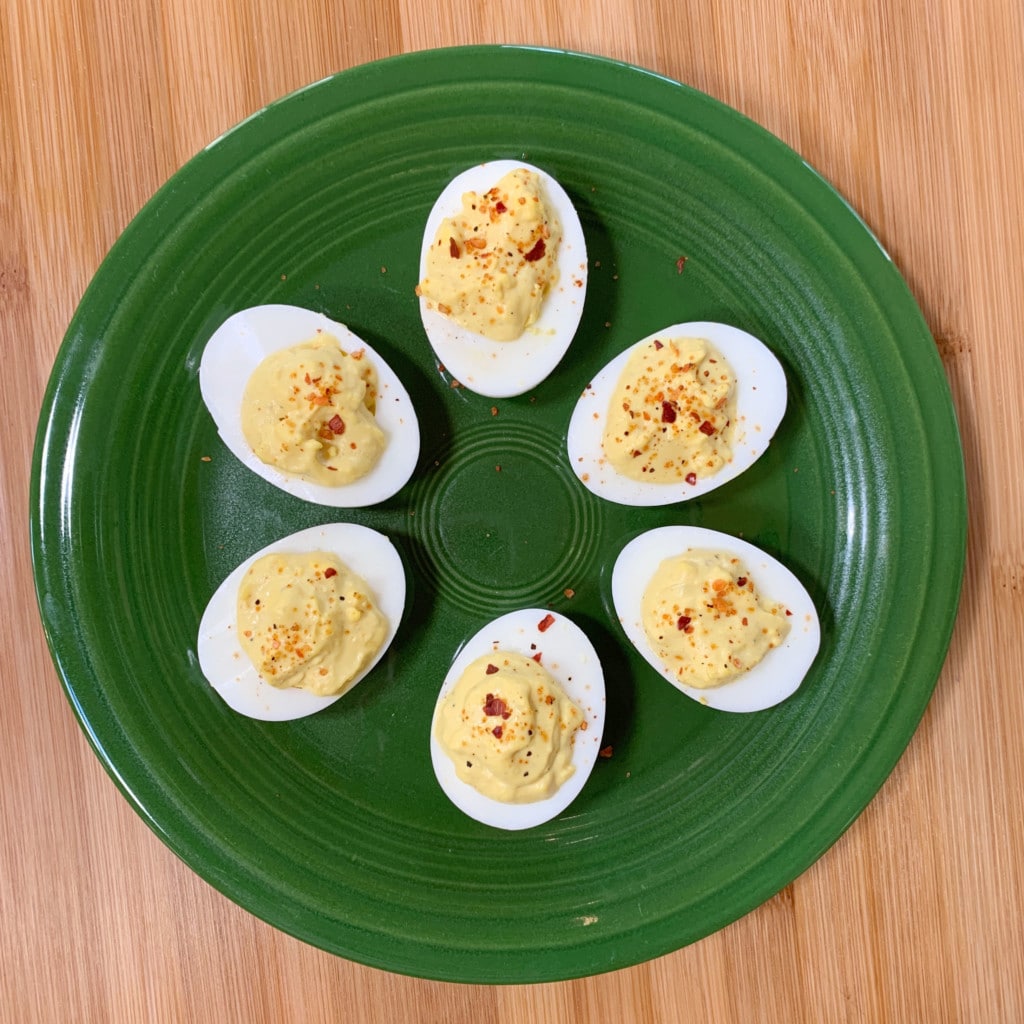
[599, 745, 614, 759]
[449, 237, 460, 258]
[492, 725, 503, 739]
[523, 238, 546, 262]
[485, 663, 499, 675]
[737, 576, 748, 587]
[676, 255, 688, 274]
[495, 200, 507, 214]
[327, 414, 345, 435]
[532, 652, 543, 663]
[564, 588, 575, 599]
[200, 455, 211, 462]
[324, 567, 338, 579]
[699, 420, 715, 436]
[661, 401, 677, 424]
[483, 693, 511, 719]
[685, 472, 698, 485]
[653, 339, 664, 350]
[537, 613, 555, 632]
[677, 615, 692, 631]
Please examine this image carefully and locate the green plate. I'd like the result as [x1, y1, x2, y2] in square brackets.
[30, 46, 966, 982]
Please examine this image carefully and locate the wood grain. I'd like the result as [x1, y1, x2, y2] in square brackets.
[3, 0, 1022, 1020]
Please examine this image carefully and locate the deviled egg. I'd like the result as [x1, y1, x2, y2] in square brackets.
[566, 322, 786, 505]
[415, 160, 588, 397]
[197, 523, 405, 721]
[612, 526, 819, 712]
[200, 304, 419, 506]
[430, 609, 605, 830]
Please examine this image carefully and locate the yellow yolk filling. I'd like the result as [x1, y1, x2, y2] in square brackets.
[434, 651, 583, 803]
[241, 332, 385, 486]
[603, 336, 737, 483]
[237, 551, 386, 697]
[641, 550, 790, 687]
[416, 168, 561, 341]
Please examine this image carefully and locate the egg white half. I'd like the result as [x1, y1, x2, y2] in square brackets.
[566, 322, 787, 506]
[612, 526, 820, 712]
[430, 609, 606, 830]
[417, 160, 588, 398]
[197, 523, 406, 721]
[200, 304, 420, 507]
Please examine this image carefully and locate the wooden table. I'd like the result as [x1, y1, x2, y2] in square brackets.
[4, 1, 1022, 1020]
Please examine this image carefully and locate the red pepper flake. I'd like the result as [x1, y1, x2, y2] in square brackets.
[699, 420, 715, 436]
[653, 339, 664, 350]
[324, 567, 338, 579]
[327, 414, 345, 435]
[523, 238, 546, 262]
[661, 401, 677, 424]
[563, 588, 575, 599]
[532, 652, 543, 663]
[492, 725, 503, 739]
[483, 693, 511, 719]
[599, 745, 614, 759]
[786, 609, 793, 616]
[676, 615, 692, 631]
[495, 200, 507, 214]
[537, 613, 555, 632]
[485, 663, 498, 675]
[676, 255, 688, 274]
[685, 472, 698, 485]
[449, 237, 460, 258]
[737, 576, 748, 588]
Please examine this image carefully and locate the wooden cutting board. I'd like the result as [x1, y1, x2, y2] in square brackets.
[3, 0, 1021, 1019]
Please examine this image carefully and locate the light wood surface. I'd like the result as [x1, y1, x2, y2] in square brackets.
[4, 1, 1022, 1020]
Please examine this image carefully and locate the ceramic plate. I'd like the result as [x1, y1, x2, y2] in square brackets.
[31, 46, 966, 982]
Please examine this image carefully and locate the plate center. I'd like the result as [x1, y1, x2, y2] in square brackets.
[410, 421, 598, 613]
[437, 446, 570, 586]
